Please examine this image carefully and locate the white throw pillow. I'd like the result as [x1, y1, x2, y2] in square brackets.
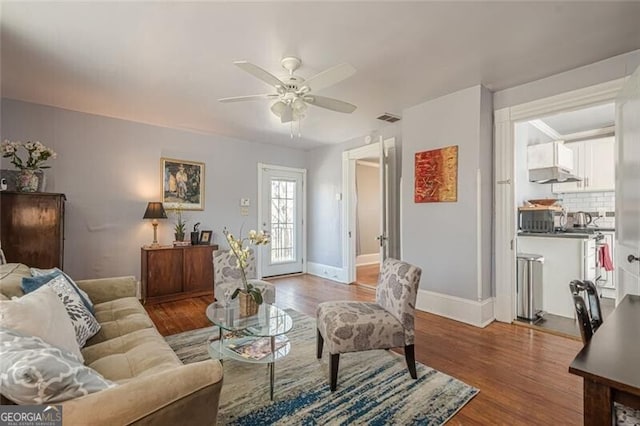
[0, 285, 83, 362]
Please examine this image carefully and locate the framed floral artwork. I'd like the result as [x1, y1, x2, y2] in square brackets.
[414, 145, 458, 203]
[161, 158, 205, 210]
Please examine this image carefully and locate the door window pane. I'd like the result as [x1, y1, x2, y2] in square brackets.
[270, 179, 296, 263]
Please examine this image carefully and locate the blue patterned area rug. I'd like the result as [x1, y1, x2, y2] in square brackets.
[166, 309, 478, 425]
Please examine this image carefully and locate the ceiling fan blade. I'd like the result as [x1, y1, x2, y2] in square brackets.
[233, 61, 285, 88]
[304, 95, 357, 113]
[301, 63, 356, 92]
[218, 94, 277, 103]
[280, 105, 294, 123]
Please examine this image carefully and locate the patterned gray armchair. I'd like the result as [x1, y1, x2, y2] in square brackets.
[316, 258, 422, 391]
[212, 249, 276, 304]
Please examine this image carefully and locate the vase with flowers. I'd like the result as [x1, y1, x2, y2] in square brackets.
[1, 139, 57, 192]
[223, 227, 270, 316]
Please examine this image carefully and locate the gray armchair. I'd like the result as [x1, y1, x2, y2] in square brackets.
[316, 258, 422, 391]
[212, 249, 276, 304]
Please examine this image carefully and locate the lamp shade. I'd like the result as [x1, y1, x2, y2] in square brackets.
[143, 202, 167, 220]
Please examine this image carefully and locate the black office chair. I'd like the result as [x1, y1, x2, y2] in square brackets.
[569, 279, 603, 333]
[572, 294, 593, 344]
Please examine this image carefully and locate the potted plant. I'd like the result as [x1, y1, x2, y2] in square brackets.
[173, 208, 187, 241]
[223, 227, 270, 316]
[1, 139, 57, 192]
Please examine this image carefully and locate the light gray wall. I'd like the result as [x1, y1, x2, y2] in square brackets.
[1, 98, 306, 280]
[401, 85, 493, 301]
[306, 124, 400, 268]
[355, 162, 380, 255]
[479, 86, 493, 300]
[494, 50, 640, 109]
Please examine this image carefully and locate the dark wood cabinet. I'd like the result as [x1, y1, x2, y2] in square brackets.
[0, 191, 66, 269]
[141, 244, 217, 304]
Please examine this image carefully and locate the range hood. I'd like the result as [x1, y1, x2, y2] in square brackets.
[527, 141, 583, 184]
[528, 167, 582, 184]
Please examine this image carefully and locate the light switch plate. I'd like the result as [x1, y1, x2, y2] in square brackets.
[335, 193, 342, 201]
[240, 198, 250, 207]
[240, 207, 249, 216]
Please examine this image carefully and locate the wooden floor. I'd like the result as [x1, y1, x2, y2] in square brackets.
[146, 274, 584, 425]
[356, 263, 379, 287]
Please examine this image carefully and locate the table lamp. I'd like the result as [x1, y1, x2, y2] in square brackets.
[143, 202, 167, 247]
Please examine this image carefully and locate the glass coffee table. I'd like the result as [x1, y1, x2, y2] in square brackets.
[206, 302, 293, 401]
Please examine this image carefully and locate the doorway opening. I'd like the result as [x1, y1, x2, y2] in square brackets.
[342, 137, 399, 285]
[355, 158, 381, 287]
[493, 77, 626, 325]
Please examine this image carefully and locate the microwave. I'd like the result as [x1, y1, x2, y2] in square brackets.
[519, 206, 565, 233]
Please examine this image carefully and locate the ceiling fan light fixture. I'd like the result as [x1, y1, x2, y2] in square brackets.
[292, 98, 307, 113]
[270, 100, 287, 117]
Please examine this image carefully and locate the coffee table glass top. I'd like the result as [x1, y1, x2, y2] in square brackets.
[206, 302, 293, 337]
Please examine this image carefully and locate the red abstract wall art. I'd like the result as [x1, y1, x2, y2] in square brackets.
[414, 145, 458, 203]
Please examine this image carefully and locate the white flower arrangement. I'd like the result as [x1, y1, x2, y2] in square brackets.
[1, 139, 57, 170]
[223, 227, 270, 304]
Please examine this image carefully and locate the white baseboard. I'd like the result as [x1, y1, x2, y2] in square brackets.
[307, 262, 349, 284]
[601, 287, 616, 299]
[416, 289, 495, 328]
[356, 253, 380, 266]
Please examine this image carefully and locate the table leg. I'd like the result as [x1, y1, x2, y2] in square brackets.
[218, 327, 224, 365]
[269, 335, 275, 401]
[583, 379, 613, 426]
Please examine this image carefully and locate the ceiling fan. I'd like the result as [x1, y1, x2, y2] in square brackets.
[219, 56, 357, 124]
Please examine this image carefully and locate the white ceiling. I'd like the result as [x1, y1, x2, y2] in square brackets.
[2, 2, 639, 149]
[540, 103, 615, 136]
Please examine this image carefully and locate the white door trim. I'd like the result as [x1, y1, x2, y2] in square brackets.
[493, 77, 627, 323]
[341, 138, 395, 284]
[257, 163, 307, 279]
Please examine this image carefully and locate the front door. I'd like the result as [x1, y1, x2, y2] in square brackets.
[616, 65, 640, 300]
[260, 165, 305, 277]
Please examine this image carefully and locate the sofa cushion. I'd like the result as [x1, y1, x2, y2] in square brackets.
[0, 285, 83, 362]
[0, 328, 114, 405]
[22, 273, 101, 347]
[85, 297, 155, 346]
[0, 263, 29, 299]
[81, 328, 181, 383]
[26, 268, 95, 314]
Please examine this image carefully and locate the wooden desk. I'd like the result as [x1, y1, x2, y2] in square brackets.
[569, 294, 640, 425]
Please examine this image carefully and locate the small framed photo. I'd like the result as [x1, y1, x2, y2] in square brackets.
[161, 157, 205, 211]
[199, 230, 213, 245]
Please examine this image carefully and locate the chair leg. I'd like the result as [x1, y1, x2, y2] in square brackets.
[330, 353, 340, 392]
[317, 328, 324, 359]
[405, 345, 417, 379]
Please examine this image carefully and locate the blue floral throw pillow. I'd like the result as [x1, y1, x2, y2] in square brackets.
[26, 268, 94, 314]
[21, 273, 100, 347]
[0, 328, 114, 405]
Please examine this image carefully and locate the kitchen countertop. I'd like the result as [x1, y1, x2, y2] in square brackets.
[518, 232, 599, 239]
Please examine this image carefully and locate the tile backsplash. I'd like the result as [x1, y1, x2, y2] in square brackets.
[559, 191, 615, 228]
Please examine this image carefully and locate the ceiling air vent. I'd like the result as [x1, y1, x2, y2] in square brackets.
[377, 113, 401, 123]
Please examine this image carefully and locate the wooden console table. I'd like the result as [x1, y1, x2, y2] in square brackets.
[141, 244, 218, 304]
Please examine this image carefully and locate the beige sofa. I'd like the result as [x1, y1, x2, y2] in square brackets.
[0, 263, 223, 425]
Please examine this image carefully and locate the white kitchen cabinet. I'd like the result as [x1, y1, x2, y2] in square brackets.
[517, 235, 596, 319]
[552, 137, 615, 193]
